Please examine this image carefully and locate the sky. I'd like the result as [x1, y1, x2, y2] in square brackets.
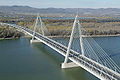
[0, 0, 120, 8]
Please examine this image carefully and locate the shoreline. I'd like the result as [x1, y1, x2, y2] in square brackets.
[1, 34, 120, 40]
[0, 37, 19, 40]
[0, 35, 31, 40]
[82, 34, 120, 38]
[48, 34, 120, 38]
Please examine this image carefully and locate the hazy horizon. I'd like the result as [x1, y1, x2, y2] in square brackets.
[0, 5, 120, 9]
[1, 0, 120, 8]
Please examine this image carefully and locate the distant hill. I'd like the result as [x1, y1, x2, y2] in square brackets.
[0, 6, 120, 16]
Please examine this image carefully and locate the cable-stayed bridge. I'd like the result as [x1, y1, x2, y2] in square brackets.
[0, 15, 120, 80]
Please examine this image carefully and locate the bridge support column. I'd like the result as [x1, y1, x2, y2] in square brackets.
[61, 15, 85, 68]
[30, 14, 43, 44]
[61, 15, 79, 69]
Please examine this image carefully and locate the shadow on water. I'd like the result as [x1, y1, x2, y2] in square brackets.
[31, 43, 64, 65]
[61, 67, 95, 80]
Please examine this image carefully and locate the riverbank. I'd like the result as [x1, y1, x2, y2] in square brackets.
[0, 35, 31, 40]
[82, 34, 120, 38]
[48, 34, 120, 38]
[1, 33, 120, 40]
[0, 26, 26, 40]
[0, 37, 19, 40]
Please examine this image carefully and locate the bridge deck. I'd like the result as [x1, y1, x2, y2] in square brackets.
[1, 23, 120, 80]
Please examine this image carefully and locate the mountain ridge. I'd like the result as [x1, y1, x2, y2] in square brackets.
[0, 6, 120, 16]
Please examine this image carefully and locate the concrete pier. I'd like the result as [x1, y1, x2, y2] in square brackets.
[61, 62, 79, 68]
[30, 40, 41, 43]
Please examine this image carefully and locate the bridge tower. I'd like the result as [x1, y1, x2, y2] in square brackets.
[30, 14, 45, 43]
[61, 15, 85, 68]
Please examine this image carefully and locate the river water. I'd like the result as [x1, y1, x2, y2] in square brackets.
[0, 37, 120, 80]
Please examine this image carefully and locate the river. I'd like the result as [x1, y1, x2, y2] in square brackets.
[0, 37, 120, 80]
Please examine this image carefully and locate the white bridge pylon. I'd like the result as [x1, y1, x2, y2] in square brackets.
[62, 15, 85, 68]
[30, 14, 45, 43]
